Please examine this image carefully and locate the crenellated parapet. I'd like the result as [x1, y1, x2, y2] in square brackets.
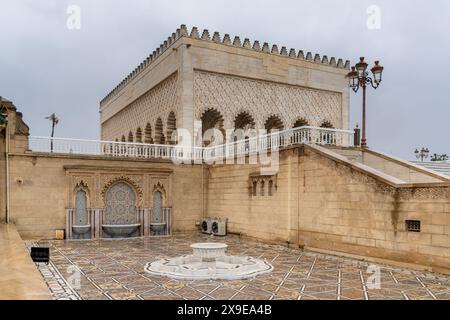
[100, 24, 351, 106]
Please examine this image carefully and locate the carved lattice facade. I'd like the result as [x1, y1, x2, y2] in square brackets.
[101, 72, 179, 142]
[194, 71, 343, 130]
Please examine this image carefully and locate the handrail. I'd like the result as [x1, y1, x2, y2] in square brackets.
[29, 126, 354, 161]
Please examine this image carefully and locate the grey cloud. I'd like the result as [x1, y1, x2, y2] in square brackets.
[0, 0, 449, 159]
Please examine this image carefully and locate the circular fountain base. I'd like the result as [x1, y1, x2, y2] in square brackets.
[145, 242, 273, 281]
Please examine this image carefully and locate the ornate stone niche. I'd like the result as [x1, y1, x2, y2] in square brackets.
[248, 171, 278, 197]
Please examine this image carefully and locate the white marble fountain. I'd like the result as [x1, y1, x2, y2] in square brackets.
[145, 242, 273, 280]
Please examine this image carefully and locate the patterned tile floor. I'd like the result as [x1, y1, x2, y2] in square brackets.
[27, 234, 450, 300]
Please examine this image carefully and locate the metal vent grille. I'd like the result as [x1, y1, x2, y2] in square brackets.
[406, 220, 421, 232]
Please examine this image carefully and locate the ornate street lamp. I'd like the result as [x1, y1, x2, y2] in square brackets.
[415, 147, 430, 162]
[347, 57, 384, 148]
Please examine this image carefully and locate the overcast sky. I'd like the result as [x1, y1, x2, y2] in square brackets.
[1, 0, 449, 160]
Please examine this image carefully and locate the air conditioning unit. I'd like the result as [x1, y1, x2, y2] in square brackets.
[211, 218, 227, 237]
[201, 218, 212, 234]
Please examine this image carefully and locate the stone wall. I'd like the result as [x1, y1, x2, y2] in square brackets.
[7, 153, 203, 239]
[206, 146, 450, 274]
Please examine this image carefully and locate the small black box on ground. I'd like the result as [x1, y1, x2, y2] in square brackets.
[30, 247, 50, 264]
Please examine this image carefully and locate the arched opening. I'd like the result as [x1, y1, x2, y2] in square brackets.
[319, 121, 335, 145]
[260, 180, 265, 196]
[320, 121, 334, 129]
[128, 131, 134, 143]
[292, 118, 310, 144]
[234, 111, 255, 131]
[166, 111, 177, 145]
[265, 115, 284, 132]
[201, 108, 225, 146]
[155, 118, 165, 144]
[145, 123, 154, 144]
[252, 181, 257, 196]
[136, 127, 143, 143]
[264, 115, 284, 149]
[293, 118, 309, 128]
[232, 112, 256, 156]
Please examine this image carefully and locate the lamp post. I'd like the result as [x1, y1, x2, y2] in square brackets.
[347, 57, 384, 148]
[415, 147, 430, 162]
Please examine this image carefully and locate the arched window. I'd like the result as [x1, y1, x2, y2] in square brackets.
[234, 111, 255, 131]
[136, 127, 143, 143]
[264, 116, 284, 148]
[264, 115, 284, 133]
[145, 123, 154, 144]
[75, 190, 88, 226]
[320, 121, 334, 129]
[260, 180, 265, 196]
[268, 180, 274, 196]
[293, 118, 309, 128]
[166, 112, 177, 145]
[292, 118, 310, 144]
[252, 181, 257, 196]
[201, 108, 225, 146]
[155, 118, 165, 144]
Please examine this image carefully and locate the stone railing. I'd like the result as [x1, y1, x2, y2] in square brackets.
[204, 126, 354, 161]
[29, 126, 354, 161]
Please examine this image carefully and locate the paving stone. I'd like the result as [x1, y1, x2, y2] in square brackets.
[27, 235, 450, 300]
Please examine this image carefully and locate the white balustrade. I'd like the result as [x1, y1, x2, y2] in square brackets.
[29, 126, 354, 162]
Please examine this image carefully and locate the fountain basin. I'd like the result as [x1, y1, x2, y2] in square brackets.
[191, 243, 228, 262]
[145, 242, 273, 280]
[72, 225, 91, 235]
[150, 222, 167, 235]
[102, 224, 141, 238]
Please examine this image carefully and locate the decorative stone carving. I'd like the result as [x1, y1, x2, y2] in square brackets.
[398, 187, 450, 200]
[103, 182, 138, 225]
[101, 176, 143, 206]
[249, 171, 278, 197]
[194, 71, 342, 130]
[74, 180, 89, 193]
[152, 181, 167, 198]
[101, 73, 179, 141]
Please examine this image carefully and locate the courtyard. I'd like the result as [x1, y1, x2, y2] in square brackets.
[28, 234, 450, 300]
